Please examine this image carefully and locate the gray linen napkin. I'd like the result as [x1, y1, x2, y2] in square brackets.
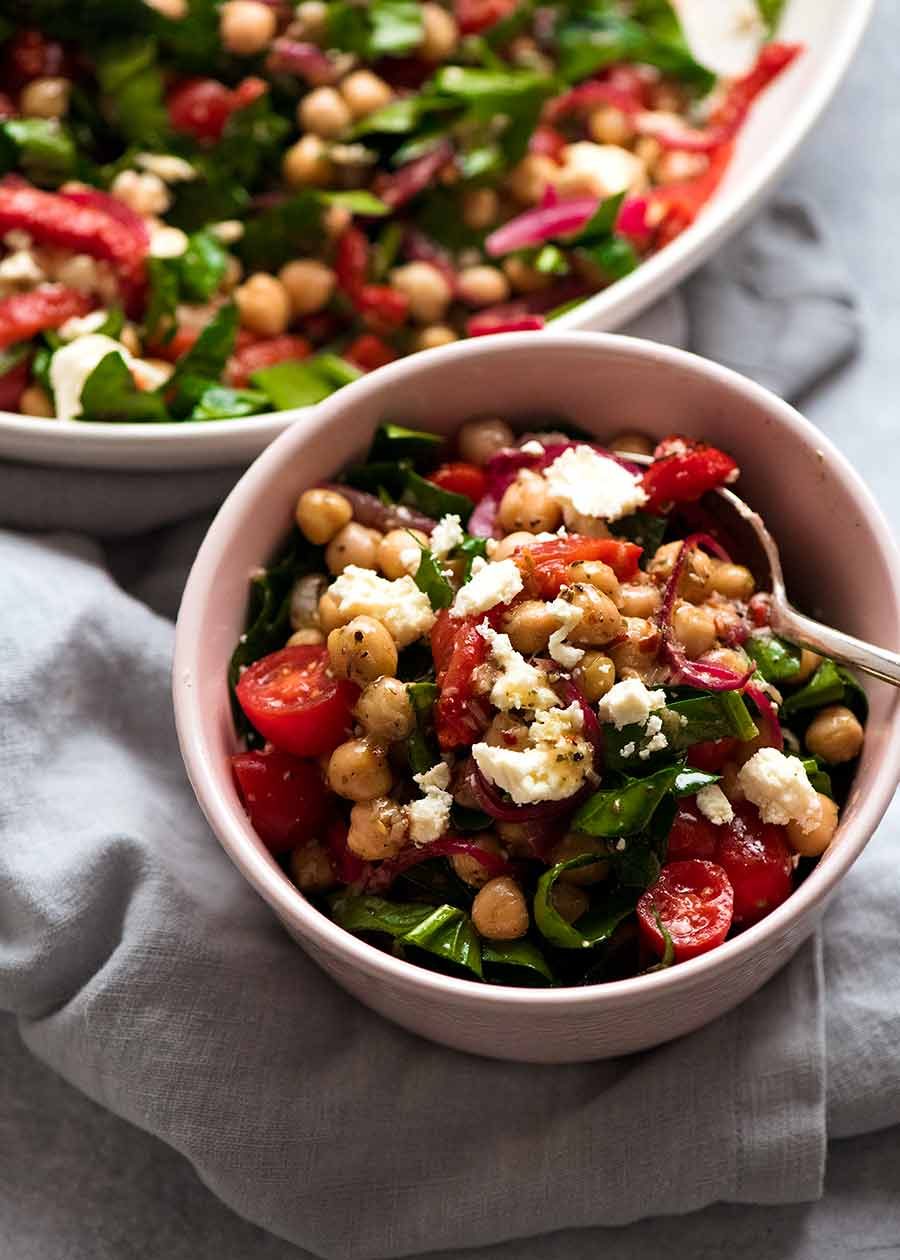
[0, 200, 871, 1260]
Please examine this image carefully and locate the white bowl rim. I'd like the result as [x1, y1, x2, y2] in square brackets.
[174, 330, 900, 1009]
[2, 0, 876, 468]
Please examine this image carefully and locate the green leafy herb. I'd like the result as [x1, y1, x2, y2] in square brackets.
[404, 469, 474, 525]
[237, 189, 387, 273]
[482, 938, 554, 985]
[0, 119, 78, 186]
[251, 354, 361, 410]
[190, 385, 270, 421]
[572, 762, 685, 838]
[94, 38, 169, 146]
[613, 510, 667, 559]
[458, 535, 489, 580]
[534, 857, 638, 950]
[673, 768, 721, 797]
[78, 350, 169, 423]
[555, 7, 715, 91]
[144, 230, 228, 342]
[330, 894, 483, 979]
[801, 757, 833, 799]
[369, 422, 443, 464]
[0, 342, 32, 376]
[744, 632, 801, 683]
[666, 690, 759, 747]
[164, 303, 238, 417]
[533, 243, 569, 275]
[327, 0, 423, 58]
[406, 681, 440, 776]
[411, 539, 454, 611]
[783, 659, 868, 720]
[144, 257, 180, 343]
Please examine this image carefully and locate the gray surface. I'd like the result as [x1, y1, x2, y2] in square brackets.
[2, 6, 900, 1260]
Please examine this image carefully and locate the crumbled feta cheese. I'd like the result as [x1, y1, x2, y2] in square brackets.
[620, 741, 636, 758]
[149, 224, 189, 259]
[135, 152, 197, 183]
[737, 748, 820, 832]
[58, 309, 109, 341]
[430, 513, 464, 558]
[210, 219, 245, 244]
[473, 701, 592, 804]
[477, 622, 558, 712]
[398, 545, 422, 574]
[543, 444, 648, 525]
[637, 713, 668, 759]
[450, 557, 523, 619]
[328, 565, 435, 647]
[49, 334, 132, 423]
[675, 0, 766, 76]
[0, 249, 45, 287]
[520, 439, 545, 456]
[597, 678, 666, 730]
[695, 784, 734, 826]
[544, 597, 584, 670]
[408, 761, 453, 844]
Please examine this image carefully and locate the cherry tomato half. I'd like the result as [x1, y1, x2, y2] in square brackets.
[665, 799, 720, 862]
[168, 76, 266, 144]
[637, 859, 734, 963]
[231, 747, 330, 854]
[345, 334, 397, 372]
[455, 0, 518, 34]
[686, 737, 738, 773]
[235, 645, 358, 757]
[716, 803, 794, 926]
[426, 461, 487, 503]
[432, 608, 497, 749]
[226, 334, 312, 388]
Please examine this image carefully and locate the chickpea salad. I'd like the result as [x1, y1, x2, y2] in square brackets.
[0, 2, 797, 422]
[227, 419, 867, 988]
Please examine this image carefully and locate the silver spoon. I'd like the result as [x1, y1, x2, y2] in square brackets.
[623, 451, 900, 687]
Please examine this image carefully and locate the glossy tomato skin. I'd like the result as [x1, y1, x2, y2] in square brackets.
[432, 608, 500, 749]
[231, 747, 329, 854]
[716, 803, 794, 926]
[637, 859, 734, 963]
[687, 738, 738, 773]
[427, 462, 487, 503]
[455, 0, 518, 34]
[0, 353, 30, 410]
[226, 335, 311, 388]
[236, 645, 358, 757]
[345, 334, 397, 372]
[168, 76, 265, 143]
[665, 800, 720, 862]
[517, 534, 642, 597]
[641, 436, 738, 513]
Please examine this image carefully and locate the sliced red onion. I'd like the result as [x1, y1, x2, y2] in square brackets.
[545, 79, 643, 124]
[483, 439, 641, 506]
[468, 312, 545, 337]
[375, 139, 454, 210]
[363, 835, 513, 894]
[617, 195, 653, 246]
[744, 681, 784, 751]
[468, 493, 501, 539]
[266, 38, 337, 85]
[321, 483, 436, 535]
[486, 197, 599, 256]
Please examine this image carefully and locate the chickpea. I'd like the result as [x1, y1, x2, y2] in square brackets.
[282, 134, 333, 188]
[649, 540, 712, 603]
[389, 262, 451, 324]
[502, 600, 554, 654]
[412, 324, 458, 352]
[618, 579, 661, 619]
[290, 842, 336, 892]
[566, 559, 621, 605]
[456, 265, 510, 308]
[458, 416, 514, 467]
[419, 1, 459, 61]
[278, 259, 336, 317]
[709, 561, 755, 602]
[588, 105, 635, 147]
[298, 87, 351, 139]
[328, 616, 397, 686]
[506, 153, 558, 206]
[551, 882, 590, 924]
[377, 528, 426, 579]
[325, 522, 382, 575]
[608, 616, 661, 679]
[502, 255, 551, 294]
[566, 585, 625, 647]
[484, 713, 530, 751]
[496, 821, 536, 858]
[322, 203, 352, 239]
[655, 151, 709, 184]
[295, 487, 352, 544]
[703, 646, 750, 678]
[462, 186, 499, 231]
[338, 69, 393, 120]
[19, 384, 54, 417]
[805, 705, 864, 765]
[672, 600, 718, 659]
[451, 834, 503, 888]
[497, 471, 562, 533]
[347, 797, 408, 859]
[20, 76, 71, 119]
[634, 136, 662, 168]
[573, 651, 615, 702]
[219, 0, 276, 54]
[786, 793, 839, 857]
[549, 833, 609, 885]
[355, 677, 415, 741]
[287, 627, 325, 647]
[328, 738, 392, 801]
[471, 876, 529, 940]
[609, 430, 654, 457]
[786, 649, 820, 687]
[293, 0, 328, 41]
[318, 591, 344, 634]
[490, 531, 537, 561]
[235, 272, 291, 336]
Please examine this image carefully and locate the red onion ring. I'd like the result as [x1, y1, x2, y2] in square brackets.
[744, 681, 784, 750]
[320, 483, 436, 536]
[363, 835, 513, 894]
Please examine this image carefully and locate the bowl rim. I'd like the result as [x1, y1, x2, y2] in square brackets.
[0, 0, 876, 469]
[174, 330, 900, 1008]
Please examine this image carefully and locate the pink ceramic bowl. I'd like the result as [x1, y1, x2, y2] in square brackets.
[173, 333, 900, 1063]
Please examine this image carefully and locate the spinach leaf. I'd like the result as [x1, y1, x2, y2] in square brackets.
[164, 304, 238, 417]
[343, 457, 411, 500]
[330, 894, 483, 978]
[782, 659, 868, 718]
[406, 681, 440, 776]
[801, 757, 833, 799]
[458, 535, 489, 580]
[94, 38, 169, 146]
[568, 190, 627, 242]
[412, 540, 454, 611]
[238, 193, 325, 273]
[215, 88, 291, 189]
[0, 119, 78, 186]
[145, 230, 229, 341]
[251, 354, 361, 410]
[555, 7, 715, 91]
[673, 768, 721, 797]
[78, 350, 169, 423]
[482, 939, 554, 986]
[327, 0, 423, 58]
[572, 762, 684, 837]
[613, 510, 667, 559]
[404, 469, 474, 524]
[534, 857, 638, 950]
[329, 894, 437, 939]
[369, 421, 443, 465]
[744, 632, 801, 683]
[144, 258, 181, 343]
[578, 235, 639, 282]
[450, 803, 493, 833]
[190, 385, 270, 420]
[666, 690, 759, 746]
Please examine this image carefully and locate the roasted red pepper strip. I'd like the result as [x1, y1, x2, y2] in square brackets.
[647, 140, 735, 247]
[345, 334, 397, 372]
[454, 0, 518, 34]
[710, 42, 802, 135]
[0, 184, 148, 307]
[433, 607, 504, 750]
[334, 225, 370, 299]
[641, 436, 738, 513]
[0, 285, 92, 351]
[517, 535, 642, 598]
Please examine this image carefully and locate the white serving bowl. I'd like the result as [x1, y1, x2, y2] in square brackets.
[1, 0, 874, 472]
[173, 331, 900, 1062]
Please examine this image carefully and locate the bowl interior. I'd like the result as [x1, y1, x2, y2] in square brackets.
[175, 333, 900, 1004]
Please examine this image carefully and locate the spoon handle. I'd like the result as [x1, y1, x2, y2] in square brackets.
[771, 604, 900, 687]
